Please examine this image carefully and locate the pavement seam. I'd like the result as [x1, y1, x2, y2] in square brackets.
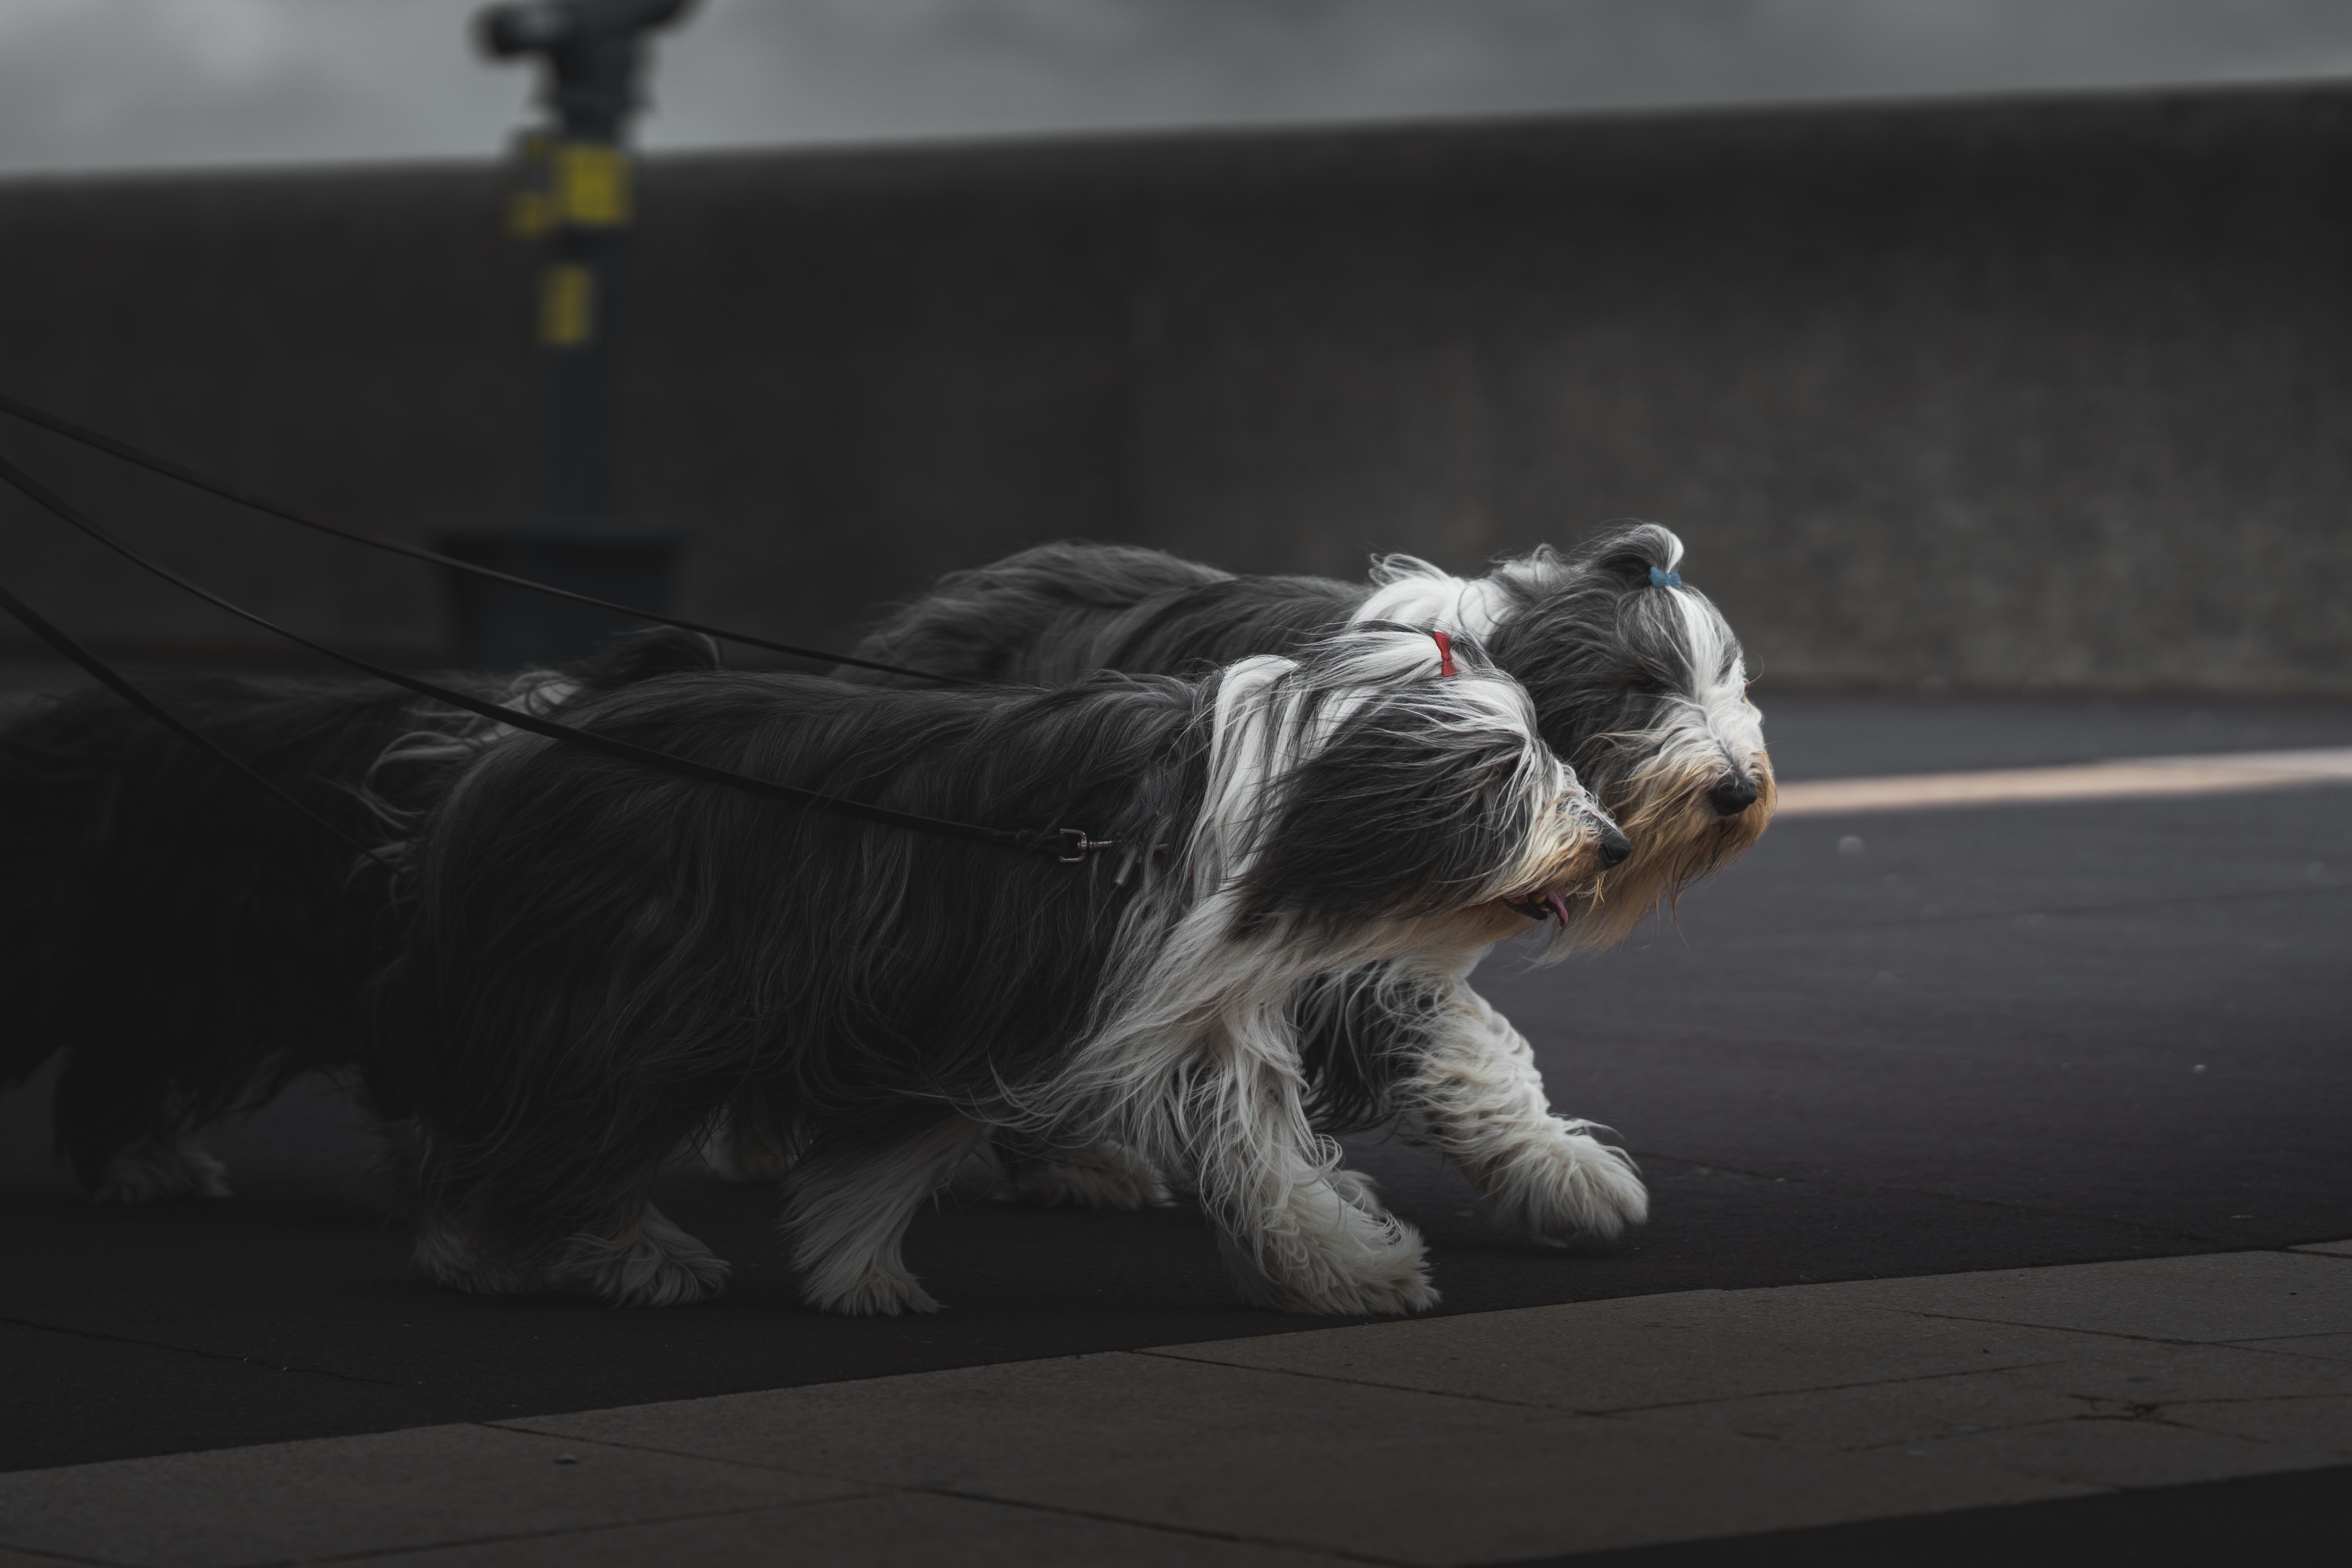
[476, 1419, 905, 1489]
[155, 1496, 875, 1568]
[370, 1423, 1398, 1568]
[1835, 1406, 2271, 1457]
[1580, 1357, 2085, 1417]
[0, 1312, 419, 1391]
[1846, 1303, 2340, 1351]
[1123, 1346, 1564, 1411]
[1128, 1344, 2122, 1419]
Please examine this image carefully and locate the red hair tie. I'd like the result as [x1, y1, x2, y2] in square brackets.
[1433, 630, 1456, 679]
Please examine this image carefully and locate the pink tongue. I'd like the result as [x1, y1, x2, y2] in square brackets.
[1545, 891, 1572, 925]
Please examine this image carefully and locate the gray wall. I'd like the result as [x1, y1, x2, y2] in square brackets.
[3, 82, 2349, 689]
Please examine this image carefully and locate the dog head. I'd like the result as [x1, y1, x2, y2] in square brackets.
[1468, 523, 1773, 948]
[1194, 621, 1627, 962]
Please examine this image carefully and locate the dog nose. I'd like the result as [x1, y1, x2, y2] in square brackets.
[1709, 775, 1759, 817]
[1596, 822, 1632, 868]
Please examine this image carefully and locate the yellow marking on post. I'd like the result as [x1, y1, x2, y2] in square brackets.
[553, 142, 631, 227]
[539, 264, 595, 347]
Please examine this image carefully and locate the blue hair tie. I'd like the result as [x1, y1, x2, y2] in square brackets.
[1649, 566, 1682, 589]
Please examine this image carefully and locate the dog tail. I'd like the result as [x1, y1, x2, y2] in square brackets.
[0, 686, 139, 1089]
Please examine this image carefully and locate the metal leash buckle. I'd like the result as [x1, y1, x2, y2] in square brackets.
[1056, 828, 1115, 863]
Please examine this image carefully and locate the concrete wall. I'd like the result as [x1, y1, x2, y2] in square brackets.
[3, 82, 2349, 689]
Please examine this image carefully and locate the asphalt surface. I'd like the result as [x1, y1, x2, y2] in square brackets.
[5, 688, 2350, 1475]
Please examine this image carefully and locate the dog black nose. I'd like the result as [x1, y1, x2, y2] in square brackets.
[1709, 775, 1759, 817]
[1596, 822, 1632, 868]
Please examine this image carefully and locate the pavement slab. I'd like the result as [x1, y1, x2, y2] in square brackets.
[0, 1246, 2345, 1566]
[0, 1424, 862, 1568]
[1146, 1291, 2119, 1410]
[1888, 1413, 2342, 1490]
[330, 1494, 1348, 1568]
[1806, 1251, 2352, 1342]
[970, 1414, 2080, 1566]
[502, 1351, 1554, 1490]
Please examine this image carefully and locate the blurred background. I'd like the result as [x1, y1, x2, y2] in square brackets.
[2, 0, 2350, 686]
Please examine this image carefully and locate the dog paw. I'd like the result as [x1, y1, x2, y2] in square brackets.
[1310, 1252, 1442, 1316]
[1226, 1205, 1440, 1316]
[993, 1139, 1172, 1210]
[806, 1261, 942, 1317]
[1483, 1125, 1649, 1244]
[90, 1136, 232, 1204]
[411, 1215, 545, 1296]
[556, 1206, 732, 1307]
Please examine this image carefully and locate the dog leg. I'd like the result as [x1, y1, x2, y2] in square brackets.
[700, 1110, 798, 1183]
[990, 1127, 1172, 1210]
[786, 1116, 985, 1316]
[547, 1203, 732, 1307]
[1192, 1033, 1436, 1316]
[410, 1209, 549, 1298]
[1406, 983, 1648, 1244]
[90, 1132, 232, 1205]
[412, 1201, 730, 1307]
[54, 1060, 233, 1204]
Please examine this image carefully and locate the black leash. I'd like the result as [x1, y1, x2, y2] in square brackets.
[0, 452, 1114, 864]
[0, 577, 376, 855]
[0, 389, 954, 685]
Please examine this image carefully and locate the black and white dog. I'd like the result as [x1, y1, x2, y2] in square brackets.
[365, 624, 1634, 1314]
[849, 521, 1772, 947]
[0, 631, 717, 1202]
[828, 521, 1772, 1220]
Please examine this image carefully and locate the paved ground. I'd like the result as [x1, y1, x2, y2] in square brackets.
[4, 686, 2350, 1560]
[2, 1246, 2346, 1565]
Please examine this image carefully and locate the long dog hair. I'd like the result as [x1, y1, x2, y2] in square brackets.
[840, 523, 1769, 1219]
[0, 630, 717, 1201]
[364, 624, 1637, 1315]
[848, 521, 1771, 947]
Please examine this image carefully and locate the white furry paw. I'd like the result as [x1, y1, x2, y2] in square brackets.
[554, 1206, 732, 1307]
[804, 1261, 942, 1317]
[993, 1140, 1172, 1210]
[1224, 1194, 1440, 1316]
[1481, 1124, 1649, 1245]
[90, 1136, 232, 1204]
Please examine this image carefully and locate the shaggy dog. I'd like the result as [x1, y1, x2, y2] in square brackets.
[849, 522, 1771, 945]
[828, 521, 1772, 1221]
[0, 631, 716, 1202]
[364, 624, 1635, 1314]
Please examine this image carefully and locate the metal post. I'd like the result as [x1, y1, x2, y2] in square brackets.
[440, 0, 692, 667]
[482, 0, 689, 527]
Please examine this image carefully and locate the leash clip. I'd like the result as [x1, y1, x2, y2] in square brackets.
[1055, 828, 1115, 863]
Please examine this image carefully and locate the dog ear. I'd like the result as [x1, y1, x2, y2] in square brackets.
[1565, 521, 1686, 592]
